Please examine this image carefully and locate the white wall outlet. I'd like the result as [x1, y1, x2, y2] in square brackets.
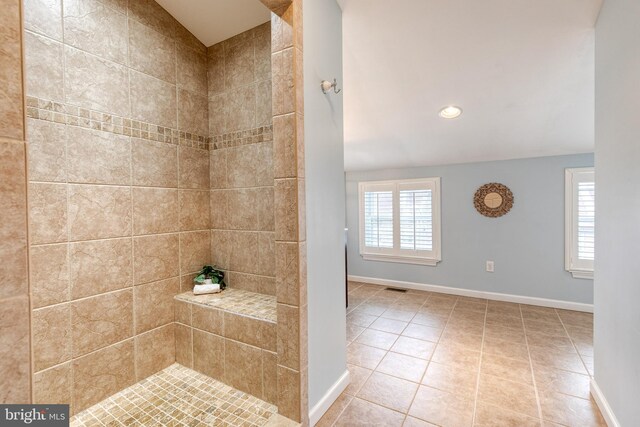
[486, 261, 495, 272]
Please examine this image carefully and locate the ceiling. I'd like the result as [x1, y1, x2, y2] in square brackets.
[156, 0, 270, 47]
[341, 0, 603, 171]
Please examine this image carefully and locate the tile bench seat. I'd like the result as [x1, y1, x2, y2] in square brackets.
[173, 288, 278, 404]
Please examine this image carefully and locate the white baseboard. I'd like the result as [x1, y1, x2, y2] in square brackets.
[348, 275, 593, 313]
[309, 369, 350, 426]
[590, 379, 620, 427]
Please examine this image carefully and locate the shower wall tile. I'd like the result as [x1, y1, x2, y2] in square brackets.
[208, 95, 226, 135]
[256, 142, 275, 186]
[135, 324, 175, 380]
[256, 80, 273, 127]
[24, 31, 64, 102]
[277, 365, 301, 422]
[179, 230, 211, 274]
[257, 187, 275, 232]
[179, 189, 211, 231]
[210, 190, 228, 229]
[63, 0, 128, 65]
[191, 304, 223, 335]
[128, 18, 176, 83]
[0, 0, 24, 141]
[210, 230, 230, 269]
[134, 277, 179, 333]
[227, 188, 259, 230]
[99, 0, 127, 15]
[272, 48, 294, 116]
[71, 289, 133, 356]
[32, 304, 72, 371]
[255, 27, 272, 82]
[24, 0, 63, 41]
[225, 84, 256, 132]
[207, 45, 225, 98]
[174, 323, 193, 367]
[193, 329, 225, 379]
[68, 184, 132, 240]
[0, 297, 31, 404]
[263, 350, 278, 404]
[227, 271, 276, 296]
[227, 144, 259, 188]
[275, 242, 300, 306]
[177, 48, 208, 95]
[67, 126, 131, 185]
[276, 303, 299, 370]
[179, 147, 210, 189]
[274, 178, 299, 241]
[33, 362, 72, 404]
[133, 234, 179, 285]
[274, 113, 297, 178]
[127, 0, 176, 39]
[175, 24, 206, 54]
[69, 238, 133, 299]
[132, 187, 179, 235]
[72, 339, 135, 412]
[178, 89, 209, 136]
[29, 182, 67, 245]
[64, 46, 130, 117]
[225, 39, 255, 89]
[209, 149, 228, 189]
[257, 232, 276, 276]
[224, 312, 276, 352]
[129, 70, 177, 128]
[132, 138, 178, 188]
[224, 340, 263, 397]
[30, 243, 70, 308]
[27, 119, 67, 182]
[229, 231, 259, 275]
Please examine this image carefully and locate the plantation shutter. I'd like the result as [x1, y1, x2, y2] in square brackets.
[399, 189, 433, 251]
[577, 181, 595, 261]
[363, 190, 394, 249]
[565, 168, 595, 277]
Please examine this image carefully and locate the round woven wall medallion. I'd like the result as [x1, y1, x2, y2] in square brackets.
[474, 183, 514, 218]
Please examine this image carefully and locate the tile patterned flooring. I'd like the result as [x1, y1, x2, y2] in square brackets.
[318, 282, 605, 427]
[70, 364, 278, 427]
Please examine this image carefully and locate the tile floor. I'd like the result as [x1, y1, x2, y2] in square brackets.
[318, 282, 605, 427]
[70, 364, 281, 427]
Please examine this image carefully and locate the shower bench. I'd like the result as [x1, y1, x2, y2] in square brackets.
[173, 288, 277, 404]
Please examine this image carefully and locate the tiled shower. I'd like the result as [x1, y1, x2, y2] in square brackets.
[0, 0, 307, 424]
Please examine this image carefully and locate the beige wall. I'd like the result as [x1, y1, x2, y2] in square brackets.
[208, 23, 276, 296]
[0, 0, 31, 405]
[23, 0, 211, 413]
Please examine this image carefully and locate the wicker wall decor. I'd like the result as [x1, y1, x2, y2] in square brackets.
[473, 183, 514, 217]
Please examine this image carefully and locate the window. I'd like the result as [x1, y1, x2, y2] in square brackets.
[565, 167, 595, 279]
[359, 178, 441, 266]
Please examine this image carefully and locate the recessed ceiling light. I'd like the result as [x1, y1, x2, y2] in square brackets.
[439, 106, 463, 119]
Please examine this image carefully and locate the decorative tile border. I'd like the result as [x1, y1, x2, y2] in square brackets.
[210, 125, 274, 150]
[26, 96, 210, 150]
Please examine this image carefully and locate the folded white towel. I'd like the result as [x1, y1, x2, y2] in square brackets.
[193, 283, 221, 295]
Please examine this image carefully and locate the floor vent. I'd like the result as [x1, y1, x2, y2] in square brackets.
[385, 287, 407, 293]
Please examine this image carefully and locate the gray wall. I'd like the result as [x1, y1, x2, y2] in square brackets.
[303, 0, 347, 414]
[594, 0, 640, 424]
[346, 154, 594, 304]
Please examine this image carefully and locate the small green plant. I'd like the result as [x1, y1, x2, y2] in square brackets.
[194, 265, 226, 289]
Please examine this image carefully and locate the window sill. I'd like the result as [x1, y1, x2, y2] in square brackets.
[361, 253, 440, 266]
[568, 269, 594, 280]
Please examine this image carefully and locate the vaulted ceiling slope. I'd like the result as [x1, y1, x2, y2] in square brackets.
[341, 0, 603, 171]
[155, 0, 270, 47]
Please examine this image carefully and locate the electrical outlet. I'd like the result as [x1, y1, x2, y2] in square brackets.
[486, 261, 494, 272]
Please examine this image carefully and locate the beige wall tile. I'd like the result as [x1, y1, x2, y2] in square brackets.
[33, 362, 72, 404]
[133, 233, 179, 285]
[176, 24, 206, 54]
[27, 119, 66, 182]
[130, 70, 177, 128]
[193, 329, 224, 379]
[70, 238, 133, 299]
[177, 48, 207, 95]
[263, 350, 278, 404]
[180, 272, 199, 292]
[257, 188, 275, 232]
[208, 95, 226, 135]
[271, 11, 293, 54]
[128, 18, 176, 83]
[30, 243, 69, 308]
[29, 182, 67, 245]
[135, 324, 175, 380]
[71, 289, 133, 356]
[225, 84, 256, 132]
[210, 229, 230, 270]
[256, 141, 275, 186]
[277, 304, 300, 369]
[225, 39, 255, 89]
[67, 126, 131, 185]
[178, 89, 209, 135]
[227, 188, 258, 230]
[68, 184, 131, 240]
[24, 31, 64, 102]
[276, 242, 300, 305]
[227, 271, 276, 295]
[175, 323, 193, 367]
[134, 277, 179, 333]
[272, 48, 294, 116]
[0, 142, 28, 299]
[210, 189, 228, 229]
[209, 149, 227, 189]
[258, 232, 276, 276]
[24, 0, 63, 40]
[132, 187, 179, 235]
[33, 304, 72, 371]
[274, 113, 297, 178]
[274, 178, 299, 241]
[191, 304, 223, 335]
[277, 365, 301, 421]
[64, 46, 130, 117]
[179, 230, 211, 274]
[179, 189, 211, 231]
[225, 312, 276, 351]
[174, 299, 191, 325]
[100, 0, 128, 15]
[0, 0, 24, 141]
[127, 0, 175, 38]
[179, 147, 210, 189]
[255, 26, 272, 81]
[0, 297, 31, 404]
[63, 0, 128, 64]
[229, 231, 259, 274]
[227, 144, 258, 188]
[132, 138, 178, 188]
[73, 339, 135, 412]
[256, 79, 273, 127]
[207, 44, 224, 98]
[224, 340, 263, 397]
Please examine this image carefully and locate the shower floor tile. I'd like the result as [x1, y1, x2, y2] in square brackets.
[71, 364, 278, 426]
